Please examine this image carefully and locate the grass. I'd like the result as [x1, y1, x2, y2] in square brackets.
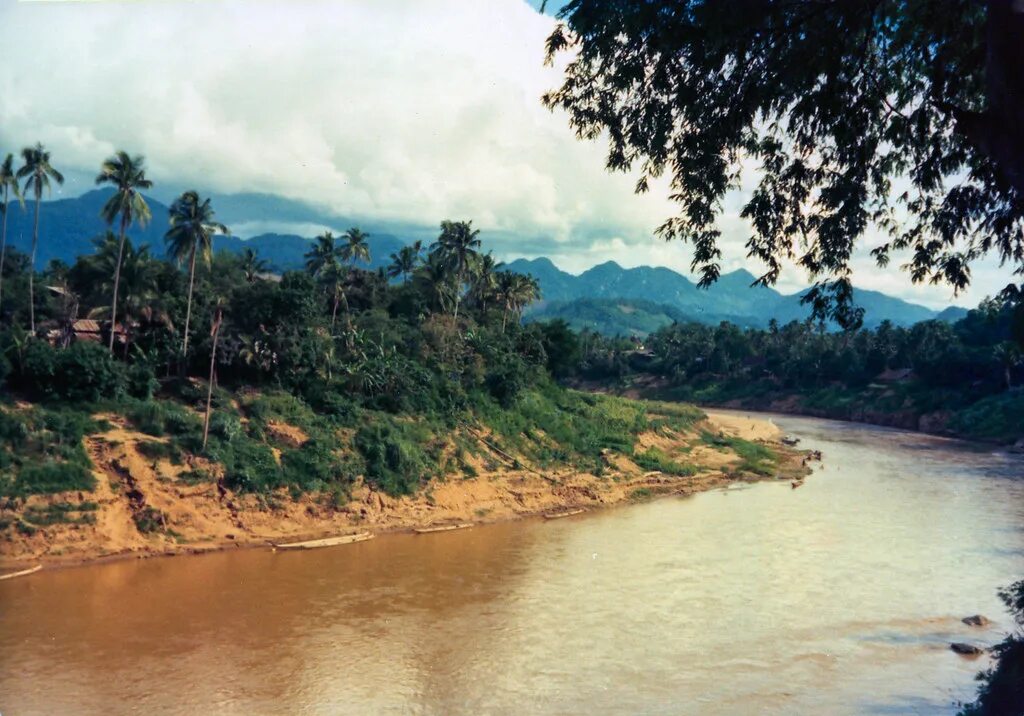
[22, 501, 98, 526]
[701, 431, 778, 476]
[632, 448, 697, 476]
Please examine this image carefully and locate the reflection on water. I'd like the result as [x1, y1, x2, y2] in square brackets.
[1, 414, 1022, 715]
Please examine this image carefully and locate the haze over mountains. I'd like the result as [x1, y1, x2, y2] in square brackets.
[6, 189, 966, 334]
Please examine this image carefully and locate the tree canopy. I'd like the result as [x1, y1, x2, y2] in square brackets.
[544, 0, 1024, 328]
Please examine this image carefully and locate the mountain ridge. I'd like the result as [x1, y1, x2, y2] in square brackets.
[2, 189, 968, 330]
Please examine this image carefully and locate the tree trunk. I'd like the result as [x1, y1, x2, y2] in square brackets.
[182, 244, 197, 359]
[0, 186, 9, 315]
[202, 311, 222, 451]
[501, 306, 508, 333]
[28, 192, 40, 333]
[340, 288, 354, 348]
[331, 285, 340, 332]
[108, 213, 129, 351]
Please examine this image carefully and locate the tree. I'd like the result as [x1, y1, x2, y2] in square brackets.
[202, 303, 224, 451]
[469, 252, 499, 314]
[387, 241, 422, 284]
[305, 231, 348, 332]
[165, 191, 228, 359]
[431, 220, 481, 322]
[95, 151, 153, 351]
[16, 143, 64, 333]
[239, 247, 268, 283]
[993, 341, 1022, 390]
[544, 2, 1024, 327]
[0, 154, 23, 316]
[88, 234, 169, 357]
[496, 271, 540, 332]
[340, 227, 371, 268]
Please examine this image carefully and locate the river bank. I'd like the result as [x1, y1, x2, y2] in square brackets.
[578, 376, 1024, 448]
[4, 412, 1020, 715]
[0, 409, 808, 573]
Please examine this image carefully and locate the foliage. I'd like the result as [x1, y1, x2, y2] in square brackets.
[0, 406, 98, 496]
[959, 580, 1024, 716]
[545, 1, 1024, 326]
[633, 448, 696, 477]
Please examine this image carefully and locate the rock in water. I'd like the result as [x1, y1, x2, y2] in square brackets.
[950, 642, 983, 656]
[962, 615, 991, 627]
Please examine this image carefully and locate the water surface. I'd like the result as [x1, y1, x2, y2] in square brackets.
[2, 414, 1022, 714]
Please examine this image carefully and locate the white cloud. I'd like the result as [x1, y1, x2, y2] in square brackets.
[0, 0, 1014, 310]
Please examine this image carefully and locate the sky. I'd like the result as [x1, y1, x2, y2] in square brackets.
[0, 0, 1015, 309]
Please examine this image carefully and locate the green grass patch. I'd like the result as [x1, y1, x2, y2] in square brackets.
[632, 448, 697, 476]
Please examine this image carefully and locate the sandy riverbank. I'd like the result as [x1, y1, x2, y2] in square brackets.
[0, 410, 807, 574]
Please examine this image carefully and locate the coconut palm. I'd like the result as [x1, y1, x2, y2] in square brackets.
[239, 247, 268, 283]
[305, 231, 349, 332]
[16, 143, 64, 333]
[469, 252, 499, 313]
[202, 302, 225, 451]
[165, 191, 228, 359]
[387, 241, 422, 284]
[431, 220, 481, 321]
[88, 234, 169, 357]
[95, 151, 153, 351]
[496, 271, 540, 332]
[0, 154, 23, 316]
[413, 252, 458, 315]
[340, 227, 371, 268]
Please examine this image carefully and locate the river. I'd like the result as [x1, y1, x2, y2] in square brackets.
[1, 413, 1022, 715]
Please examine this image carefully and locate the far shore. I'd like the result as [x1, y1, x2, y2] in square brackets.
[0, 411, 809, 575]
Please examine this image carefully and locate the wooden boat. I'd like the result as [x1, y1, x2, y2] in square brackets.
[543, 508, 586, 520]
[414, 523, 473, 534]
[781, 435, 801, 446]
[0, 564, 42, 581]
[272, 532, 374, 550]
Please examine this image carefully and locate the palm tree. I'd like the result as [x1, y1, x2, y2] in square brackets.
[413, 252, 458, 315]
[16, 143, 64, 333]
[239, 247, 268, 283]
[305, 231, 348, 332]
[0, 154, 23, 316]
[431, 220, 481, 321]
[469, 252, 499, 313]
[994, 341, 1022, 390]
[89, 234, 169, 356]
[340, 227, 371, 268]
[165, 191, 228, 359]
[496, 271, 540, 332]
[202, 302, 225, 451]
[387, 241, 422, 284]
[95, 151, 153, 351]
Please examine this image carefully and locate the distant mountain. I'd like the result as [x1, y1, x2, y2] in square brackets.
[508, 259, 953, 331]
[2, 189, 405, 272]
[10, 188, 962, 331]
[526, 298, 698, 336]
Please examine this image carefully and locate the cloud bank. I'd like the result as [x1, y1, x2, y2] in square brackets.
[0, 0, 1012, 308]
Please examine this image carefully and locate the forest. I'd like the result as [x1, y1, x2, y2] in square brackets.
[568, 299, 1024, 444]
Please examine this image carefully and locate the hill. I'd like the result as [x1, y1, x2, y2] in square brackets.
[2, 189, 405, 271]
[507, 259, 953, 331]
[8, 188, 962, 329]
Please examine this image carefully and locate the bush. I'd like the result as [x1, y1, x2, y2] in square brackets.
[354, 419, 435, 496]
[280, 439, 354, 491]
[126, 362, 158, 400]
[52, 342, 126, 403]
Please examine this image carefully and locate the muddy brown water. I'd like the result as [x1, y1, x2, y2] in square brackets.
[2, 413, 1022, 715]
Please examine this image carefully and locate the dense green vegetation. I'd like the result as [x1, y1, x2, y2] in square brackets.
[570, 300, 1024, 444]
[0, 144, 707, 503]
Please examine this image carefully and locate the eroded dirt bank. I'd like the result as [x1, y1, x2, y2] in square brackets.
[0, 411, 809, 572]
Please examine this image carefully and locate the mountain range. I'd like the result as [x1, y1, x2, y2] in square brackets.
[2, 189, 967, 334]
[505, 258, 968, 333]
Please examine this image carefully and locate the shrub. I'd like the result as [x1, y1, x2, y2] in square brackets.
[52, 342, 126, 403]
[126, 362, 158, 400]
[354, 420, 435, 496]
